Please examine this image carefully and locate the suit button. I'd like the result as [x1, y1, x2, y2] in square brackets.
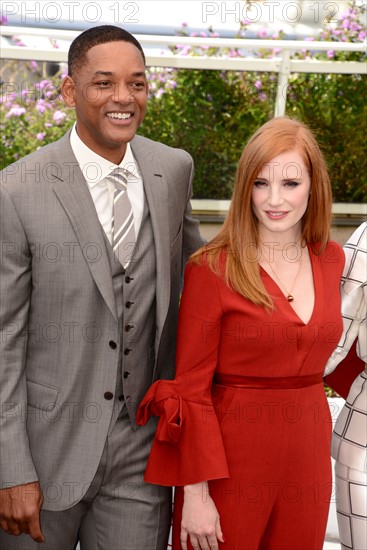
[125, 276, 134, 283]
[125, 324, 134, 332]
[121, 268, 126, 275]
[123, 371, 130, 379]
[125, 301, 134, 308]
[118, 394, 124, 401]
[124, 348, 132, 355]
[104, 392, 113, 400]
[109, 340, 117, 349]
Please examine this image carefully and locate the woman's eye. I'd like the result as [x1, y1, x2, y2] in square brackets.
[284, 180, 300, 188]
[253, 180, 267, 187]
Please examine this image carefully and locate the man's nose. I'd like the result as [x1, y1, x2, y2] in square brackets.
[113, 84, 135, 103]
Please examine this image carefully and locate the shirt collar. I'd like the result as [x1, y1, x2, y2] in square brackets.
[70, 123, 139, 188]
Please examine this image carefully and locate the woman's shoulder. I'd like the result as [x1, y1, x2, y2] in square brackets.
[184, 250, 229, 292]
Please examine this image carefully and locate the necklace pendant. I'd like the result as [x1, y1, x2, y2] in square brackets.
[287, 295, 294, 302]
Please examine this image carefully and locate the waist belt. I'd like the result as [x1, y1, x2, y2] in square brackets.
[214, 372, 323, 389]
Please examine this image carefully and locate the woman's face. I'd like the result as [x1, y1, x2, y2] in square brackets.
[251, 149, 311, 240]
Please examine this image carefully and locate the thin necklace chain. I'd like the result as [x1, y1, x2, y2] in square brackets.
[261, 247, 303, 303]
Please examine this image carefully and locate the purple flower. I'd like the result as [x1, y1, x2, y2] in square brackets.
[0, 15, 9, 25]
[53, 110, 66, 124]
[342, 19, 350, 29]
[259, 92, 267, 102]
[45, 122, 52, 128]
[36, 99, 47, 114]
[327, 50, 335, 59]
[36, 79, 53, 91]
[358, 31, 366, 40]
[255, 80, 262, 90]
[180, 46, 191, 56]
[36, 132, 46, 141]
[181, 22, 188, 28]
[257, 29, 269, 39]
[167, 80, 177, 89]
[350, 22, 362, 31]
[12, 35, 26, 46]
[6, 106, 26, 118]
[305, 37, 315, 41]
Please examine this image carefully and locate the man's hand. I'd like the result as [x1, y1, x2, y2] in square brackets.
[0, 482, 45, 542]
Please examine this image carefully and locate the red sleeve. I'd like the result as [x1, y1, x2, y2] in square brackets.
[136, 261, 230, 486]
[324, 338, 365, 399]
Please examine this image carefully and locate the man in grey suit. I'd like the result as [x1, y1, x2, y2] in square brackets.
[0, 26, 202, 549]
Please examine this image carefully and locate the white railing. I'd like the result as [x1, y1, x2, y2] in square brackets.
[1, 26, 366, 116]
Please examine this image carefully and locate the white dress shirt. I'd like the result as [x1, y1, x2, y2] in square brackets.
[325, 221, 367, 373]
[69, 124, 144, 244]
[325, 222, 367, 472]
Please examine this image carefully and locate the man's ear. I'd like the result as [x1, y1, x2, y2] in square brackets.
[61, 75, 76, 107]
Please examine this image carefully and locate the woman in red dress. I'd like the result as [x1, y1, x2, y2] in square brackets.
[137, 117, 345, 550]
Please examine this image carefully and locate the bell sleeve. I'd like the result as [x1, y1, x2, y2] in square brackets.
[136, 261, 229, 486]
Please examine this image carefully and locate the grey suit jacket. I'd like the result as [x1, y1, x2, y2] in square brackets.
[0, 132, 202, 510]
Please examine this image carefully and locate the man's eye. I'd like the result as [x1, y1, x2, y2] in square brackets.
[97, 81, 111, 88]
[131, 82, 145, 89]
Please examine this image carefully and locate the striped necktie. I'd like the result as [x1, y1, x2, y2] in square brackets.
[108, 168, 136, 269]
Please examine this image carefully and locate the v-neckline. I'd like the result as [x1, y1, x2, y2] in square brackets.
[260, 244, 320, 326]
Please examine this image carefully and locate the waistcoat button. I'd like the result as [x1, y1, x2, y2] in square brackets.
[109, 340, 117, 349]
[104, 392, 113, 400]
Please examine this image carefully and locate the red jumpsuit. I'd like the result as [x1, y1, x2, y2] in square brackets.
[137, 242, 344, 549]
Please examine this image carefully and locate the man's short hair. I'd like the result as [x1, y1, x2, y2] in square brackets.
[68, 25, 146, 76]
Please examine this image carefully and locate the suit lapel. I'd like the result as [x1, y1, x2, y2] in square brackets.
[131, 137, 170, 340]
[50, 135, 117, 320]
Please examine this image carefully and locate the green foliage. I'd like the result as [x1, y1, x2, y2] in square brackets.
[142, 69, 275, 198]
[287, 72, 367, 202]
[0, 72, 75, 169]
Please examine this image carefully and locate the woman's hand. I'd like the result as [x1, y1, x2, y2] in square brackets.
[180, 482, 224, 550]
